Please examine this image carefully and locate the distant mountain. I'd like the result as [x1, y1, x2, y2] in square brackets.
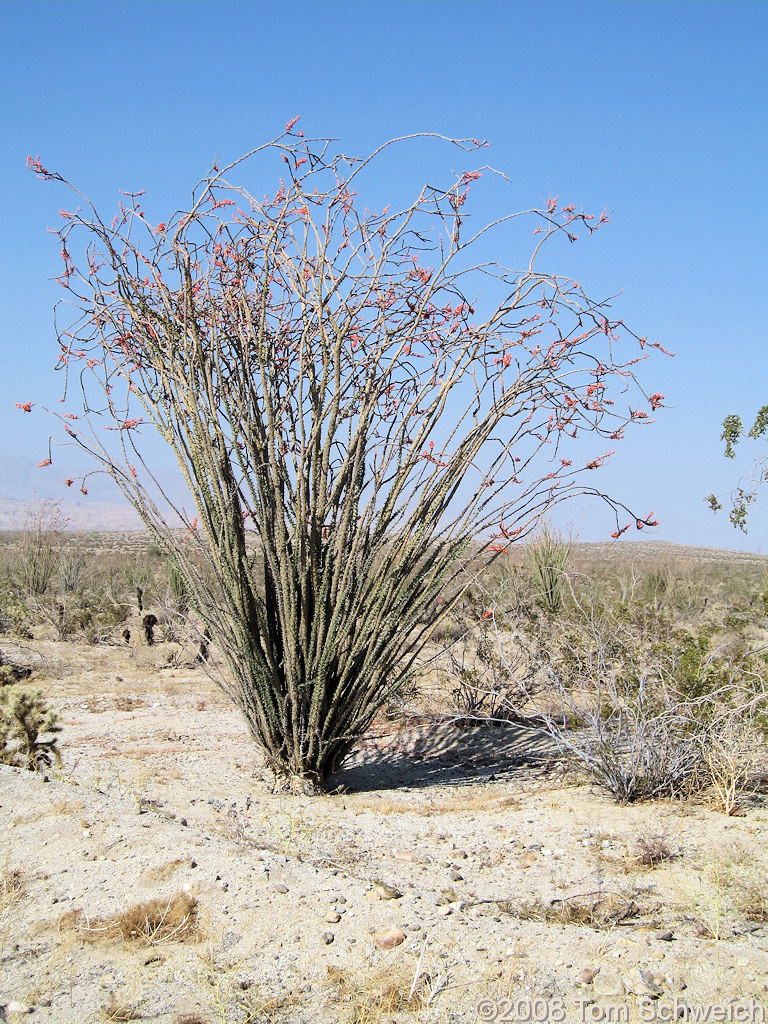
[0, 453, 188, 531]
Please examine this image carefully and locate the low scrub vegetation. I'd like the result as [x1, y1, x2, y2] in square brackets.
[1, 520, 767, 810]
[432, 538, 768, 805]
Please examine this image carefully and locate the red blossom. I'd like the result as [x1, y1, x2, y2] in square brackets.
[481, 609, 494, 620]
[649, 392, 665, 411]
[15, 402, 32, 413]
[38, 458, 51, 467]
[65, 479, 73, 487]
[286, 116, 301, 132]
[27, 155, 53, 179]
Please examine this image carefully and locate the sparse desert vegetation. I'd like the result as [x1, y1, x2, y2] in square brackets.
[1, 528, 768, 1021]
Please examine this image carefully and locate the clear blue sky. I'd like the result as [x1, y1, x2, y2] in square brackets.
[1, 0, 766, 549]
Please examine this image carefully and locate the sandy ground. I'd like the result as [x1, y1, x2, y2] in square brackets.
[2, 636, 768, 1024]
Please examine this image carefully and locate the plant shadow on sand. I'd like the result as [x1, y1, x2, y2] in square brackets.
[331, 721, 560, 792]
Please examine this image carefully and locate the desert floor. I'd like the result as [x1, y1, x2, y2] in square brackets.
[2, 634, 768, 1024]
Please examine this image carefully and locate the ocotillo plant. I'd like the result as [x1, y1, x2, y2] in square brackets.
[25, 123, 665, 789]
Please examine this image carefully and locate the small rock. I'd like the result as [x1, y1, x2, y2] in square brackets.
[592, 970, 625, 998]
[374, 928, 406, 950]
[449, 869, 463, 881]
[437, 904, 453, 917]
[272, 884, 289, 894]
[325, 910, 341, 924]
[219, 880, 229, 891]
[633, 969, 664, 997]
[321, 931, 335, 945]
[393, 850, 414, 862]
[366, 882, 402, 901]
[581, 967, 598, 985]
[655, 929, 674, 942]
[7, 1003, 33, 1015]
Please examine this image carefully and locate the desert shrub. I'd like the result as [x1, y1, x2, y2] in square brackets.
[448, 572, 768, 803]
[56, 545, 90, 594]
[10, 502, 65, 598]
[526, 526, 571, 614]
[0, 685, 61, 770]
[0, 649, 32, 686]
[29, 129, 662, 789]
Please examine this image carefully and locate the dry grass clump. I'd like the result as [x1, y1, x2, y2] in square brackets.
[327, 963, 424, 1022]
[0, 865, 25, 907]
[1, 864, 26, 957]
[63, 891, 199, 946]
[101, 990, 142, 1021]
[500, 891, 640, 928]
[142, 859, 184, 883]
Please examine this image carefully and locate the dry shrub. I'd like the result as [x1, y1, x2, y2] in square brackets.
[635, 833, 678, 869]
[704, 721, 764, 816]
[736, 879, 768, 922]
[65, 892, 199, 946]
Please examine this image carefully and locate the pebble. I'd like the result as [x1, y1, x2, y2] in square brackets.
[324, 910, 341, 924]
[437, 904, 453, 917]
[321, 931, 334, 945]
[272, 884, 289, 894]
[6, 1003, 33, 1015]
[373, 928, 406, 950]
[655, 929, 674, 942]
[581, 967, 597, 985]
